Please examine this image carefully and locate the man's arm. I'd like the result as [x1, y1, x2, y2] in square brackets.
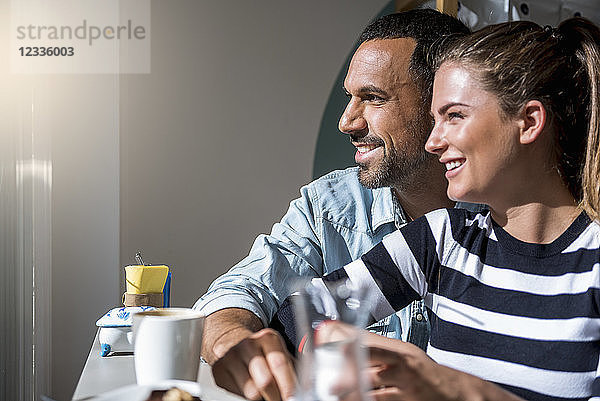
[195, 182, 324, 401]
[194, 182, 323, 325]
[196, 171, 384, 400]
[203, 308, 297, 401]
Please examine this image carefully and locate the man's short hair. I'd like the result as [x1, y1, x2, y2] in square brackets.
[359, 9, 470, 103]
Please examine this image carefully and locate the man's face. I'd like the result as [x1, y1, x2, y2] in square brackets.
[339, 38, 433, 190]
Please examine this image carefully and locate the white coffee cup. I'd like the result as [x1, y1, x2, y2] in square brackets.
[132, 308, 205, 385]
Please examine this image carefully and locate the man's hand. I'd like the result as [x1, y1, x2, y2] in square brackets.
[213, 328, 297, 401]
[202, 308, 297, 401]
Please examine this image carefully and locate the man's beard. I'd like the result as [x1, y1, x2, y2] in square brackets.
[356, 120, 433, 191]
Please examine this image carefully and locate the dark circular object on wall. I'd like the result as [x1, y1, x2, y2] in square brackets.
[520, 3, 529, 15]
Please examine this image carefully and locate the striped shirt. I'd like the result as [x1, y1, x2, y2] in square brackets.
[322, 208, 600, 401]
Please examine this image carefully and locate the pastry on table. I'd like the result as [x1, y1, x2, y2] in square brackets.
[145, 387, 201, 401]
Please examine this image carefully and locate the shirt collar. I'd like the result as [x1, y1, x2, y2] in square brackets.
[371, 187, 400, 232]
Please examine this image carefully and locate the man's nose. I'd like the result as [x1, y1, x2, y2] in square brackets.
[338, 100, 367, 136]
[425, 122, 447, 155]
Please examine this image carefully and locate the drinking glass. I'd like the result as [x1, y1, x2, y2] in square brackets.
[293, 279, 372, 401]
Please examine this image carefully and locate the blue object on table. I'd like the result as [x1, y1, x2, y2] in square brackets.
[96, 306, 156, 357]
[100, 343, 111, 357]
[163, 271, 171, 307]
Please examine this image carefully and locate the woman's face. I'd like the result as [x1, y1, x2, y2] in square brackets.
[426, 63, 522, 205]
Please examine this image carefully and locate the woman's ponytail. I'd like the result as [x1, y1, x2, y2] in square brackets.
[560, 18, 600, 220]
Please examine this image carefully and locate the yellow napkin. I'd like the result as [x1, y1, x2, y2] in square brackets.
[125, 265, 169, 294]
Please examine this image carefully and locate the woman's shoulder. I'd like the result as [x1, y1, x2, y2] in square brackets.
[420, 207, 490, 227]
[408, 208, 493, 247]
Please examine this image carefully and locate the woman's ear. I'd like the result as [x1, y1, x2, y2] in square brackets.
[518, 100, 547, 145]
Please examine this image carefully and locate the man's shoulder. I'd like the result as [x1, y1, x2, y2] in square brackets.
[309, 167, 361, 187]
[306, 167, 384, 201]
[303, 167, 393, 227]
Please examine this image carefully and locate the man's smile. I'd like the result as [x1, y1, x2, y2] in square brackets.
[353, 141, 384, 163]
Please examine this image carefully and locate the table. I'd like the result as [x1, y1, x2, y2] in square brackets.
[72, 329, 245, 401]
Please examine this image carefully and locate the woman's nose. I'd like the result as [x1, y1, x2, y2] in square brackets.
[425, 122, 447, 155]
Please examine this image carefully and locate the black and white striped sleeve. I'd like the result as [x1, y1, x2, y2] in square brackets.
[338, 209, 450, 321]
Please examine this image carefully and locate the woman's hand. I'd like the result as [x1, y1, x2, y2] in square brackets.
[363, 331, 525, 401]
[365, 333, 462, 401]
[317, 321, 525, 401]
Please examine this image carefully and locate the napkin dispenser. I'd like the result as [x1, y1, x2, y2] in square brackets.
[123, 264, 171, 308]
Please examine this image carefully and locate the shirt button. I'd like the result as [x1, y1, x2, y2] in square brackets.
[416, 313, 424, 322]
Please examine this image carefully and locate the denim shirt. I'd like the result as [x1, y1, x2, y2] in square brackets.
[195, 167, 438, 347]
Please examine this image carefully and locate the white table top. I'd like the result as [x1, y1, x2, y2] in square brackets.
[72, 329, 245, 401]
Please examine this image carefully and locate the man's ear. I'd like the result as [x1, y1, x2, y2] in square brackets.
[518, 100, 547, 145]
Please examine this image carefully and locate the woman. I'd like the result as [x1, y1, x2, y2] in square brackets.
[315, 17, 600, 401]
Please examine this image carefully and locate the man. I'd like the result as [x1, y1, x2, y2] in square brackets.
[194, 9, 470, 401]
